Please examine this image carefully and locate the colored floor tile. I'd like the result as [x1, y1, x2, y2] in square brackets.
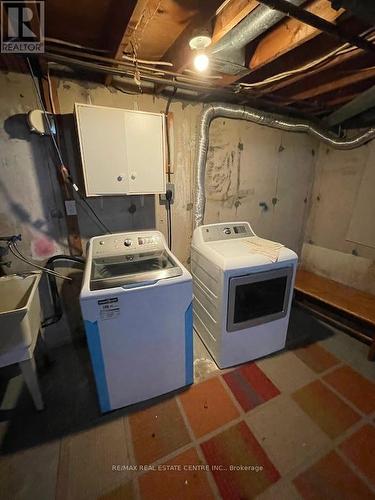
[0, 439, 59, 500]
[223, 363, 280, 412]
[292, 380, 360, 439]
[324, 365, 375, 415]
[201, 421, 280, 499]
[139, 447, 215, 500]
[293, 451, 374, 500]
[129, 398, 191, 465]
[246, 395, 330, 475]
[99, 481, 136, 500]
[56, 418, 132, 500]
[340, 424, 375, 486]
[257, 351, 316, 393]
[179, 377, 239, 438]
[256, 479, 301, 500]
[294, 343, 340, 374]
[319, 334, 375, 383]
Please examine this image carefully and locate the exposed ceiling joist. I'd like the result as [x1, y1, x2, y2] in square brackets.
[325, 84, 375, 126]
[250, 0, 344, 70]
[212, 0, 259, 44]
[256, 48, 370, 96]
[216, 0, 344, 87]
[285, 66, 375, 102]
[105, 0, 139, 58]
[323, 92, 358, 108]
[257, 0, 375, 53]
[330, 0, 375, 26]
[2, 0, 374, 125]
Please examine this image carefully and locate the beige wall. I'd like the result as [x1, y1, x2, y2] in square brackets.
[302, 140, 375, 294]
[206, 117, 317, 253]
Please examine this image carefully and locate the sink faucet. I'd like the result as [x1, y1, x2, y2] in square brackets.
[0, 234, 22, 273]
[0, 234, 22, 243]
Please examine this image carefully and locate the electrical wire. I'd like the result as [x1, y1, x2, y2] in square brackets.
[166, 199, 171, 249]
[237, 29, 375, 90]
[8, 243, 72, 280]
[26, 57, 112, 235]
[112, 85, 141, 96]
[164, 88, 176, 250]
[77, 195, 112, 234]
[165, 87, 176, 183]
[45, 37, 110, 54]
[122, 54, 173, 66]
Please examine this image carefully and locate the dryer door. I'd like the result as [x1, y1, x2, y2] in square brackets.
[227, 267, 293, 332]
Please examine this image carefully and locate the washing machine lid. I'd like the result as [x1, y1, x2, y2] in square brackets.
[90, 249, 182, 290]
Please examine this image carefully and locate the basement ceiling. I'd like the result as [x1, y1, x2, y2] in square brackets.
[1, 0, 375, 127]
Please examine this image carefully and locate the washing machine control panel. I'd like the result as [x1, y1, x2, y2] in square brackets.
[201, 223, 253, 242]
[91, 232, 164, 257]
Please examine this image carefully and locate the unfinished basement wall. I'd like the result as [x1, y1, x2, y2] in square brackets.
[302, 140, 375, 295]
[205, 118, 317, 252]
[1, 70, 318, 346]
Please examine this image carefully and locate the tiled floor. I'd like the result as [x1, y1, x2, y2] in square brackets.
[1, 307, 375, 499]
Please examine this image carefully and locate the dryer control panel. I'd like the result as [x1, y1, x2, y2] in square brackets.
[200, 222, 254, 243]
[91, 231, 165, 257]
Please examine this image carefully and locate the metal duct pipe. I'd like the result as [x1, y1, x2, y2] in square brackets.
[211, 0, 306, 54]
[194, 103, 375, 227]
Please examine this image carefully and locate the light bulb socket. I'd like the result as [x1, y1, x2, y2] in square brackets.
[189, 29, 212, 51]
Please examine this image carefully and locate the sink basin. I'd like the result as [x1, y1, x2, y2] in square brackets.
[0, 273, 42, 356]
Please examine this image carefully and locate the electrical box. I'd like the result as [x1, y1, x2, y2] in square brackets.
[75, 103, 166, 196]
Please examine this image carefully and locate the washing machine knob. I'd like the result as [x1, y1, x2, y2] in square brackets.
[124, 239, 132, 247]
[223, 227, 231, 235]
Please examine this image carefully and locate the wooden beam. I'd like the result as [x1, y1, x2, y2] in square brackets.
[256, 47, 370, 96]
[39, 73, 83, 256]
[105, 0, 206, 86]
[325, 84, 375, 126]
[256, 0, 375, 53]
[250, 0, 344, 70]
[243, 15, 366, 82]
[103, 0, 138, 85]
[212, 0, 259, 44]
[214, 0, 344, 88]
[322, 92, 358, 107]
[285, 66, 375, 102]
[105, 0, 139, 57]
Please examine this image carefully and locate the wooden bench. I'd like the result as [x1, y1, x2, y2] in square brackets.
[294, 269, 375, 361]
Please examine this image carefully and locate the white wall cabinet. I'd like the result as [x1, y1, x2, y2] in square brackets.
[75, 103, 166, 196]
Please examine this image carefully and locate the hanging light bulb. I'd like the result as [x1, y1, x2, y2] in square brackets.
[189, 30, 211, 73]
[193, 52, 209, 72]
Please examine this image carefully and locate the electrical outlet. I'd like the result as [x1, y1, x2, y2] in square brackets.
[160, 183, 175, 203]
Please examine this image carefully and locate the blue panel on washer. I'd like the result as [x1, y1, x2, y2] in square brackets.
[83, 320, 111, 412]
[185, 302, 193, 385]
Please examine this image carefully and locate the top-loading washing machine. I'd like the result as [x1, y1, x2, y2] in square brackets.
[191, 222, 298, 368]
[80, 230, 193, 412]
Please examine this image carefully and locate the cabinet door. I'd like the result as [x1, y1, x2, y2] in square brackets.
[75, 104, 130, 196]
[124, 111, 166, 194]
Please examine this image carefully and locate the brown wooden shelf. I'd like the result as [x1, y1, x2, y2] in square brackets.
[295, 269, 375, 360]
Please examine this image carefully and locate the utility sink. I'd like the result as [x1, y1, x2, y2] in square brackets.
[0, 273, 42, 356]
[0, 272, 45, 410]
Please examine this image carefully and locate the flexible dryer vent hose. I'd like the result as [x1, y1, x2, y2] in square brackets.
[194, 103, 375, 227]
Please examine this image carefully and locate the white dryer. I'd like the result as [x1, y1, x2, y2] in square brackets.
[80, 230, 193, 412]
[191, 222, 298, 368]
